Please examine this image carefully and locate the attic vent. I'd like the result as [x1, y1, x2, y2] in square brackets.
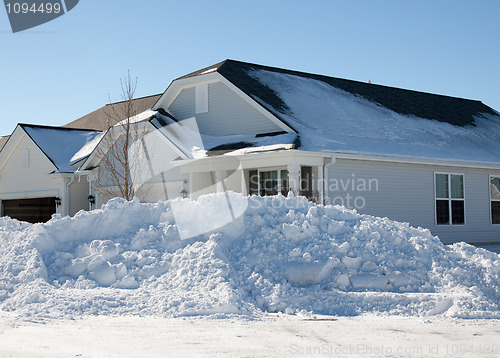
[195, 83, 209, 114]
[22, 148, 30, 168]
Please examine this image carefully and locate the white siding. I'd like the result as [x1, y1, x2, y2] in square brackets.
[168, 82, 283, 136]
[0, 135, 64, 200]
[327, 159, 500, 244]
[95, 129, 189, 205]
[69, 177, 90, 216]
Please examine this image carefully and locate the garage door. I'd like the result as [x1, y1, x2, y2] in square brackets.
[2, 197, 57, 223]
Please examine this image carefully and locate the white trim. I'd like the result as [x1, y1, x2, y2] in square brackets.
[489, 175, 500, 225]
[0, 189, 60, 200]
[153, 73, 221, 110]
[0, 126, 57, 173]
[334, 153, 500, 170]
[257, 166, 288, 195]
[434, 172, 466, 226]
[173, 150, 332, 173]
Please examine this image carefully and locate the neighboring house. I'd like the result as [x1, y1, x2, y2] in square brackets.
[3, 60, 500, 245]
[0, 124, 101, 223]
[0, 95, 161, 223]
[0, 136, 9, 152]
[63, 94, 161, 130]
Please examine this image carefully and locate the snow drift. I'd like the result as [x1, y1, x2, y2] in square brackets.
[0, 193, 499, 319]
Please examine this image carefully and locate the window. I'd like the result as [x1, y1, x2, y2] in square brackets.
[490, 176, 500, 224]
[258, 169, 289, 196]
[435, 173, 465, 225]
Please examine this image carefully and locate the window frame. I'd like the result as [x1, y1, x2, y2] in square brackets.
[434, 172, 466, 226]
[257, 167, 289, 196]
[489, 175, 500, 225]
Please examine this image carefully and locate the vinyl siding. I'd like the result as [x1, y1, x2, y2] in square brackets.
[68, 177, 89, 216]
[327, 159, 500, 244]
[95, 129, 188, 205]
[168, 82, 283, 136]
[0, 135, 63, 199]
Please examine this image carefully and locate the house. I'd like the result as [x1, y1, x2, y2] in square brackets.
[0, 95, 161, 223]
[0, 124, 101, 222]
[3, 60, 500, 245]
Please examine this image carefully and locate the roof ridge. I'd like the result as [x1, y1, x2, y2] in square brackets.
[19, 123, 101, 132]
[104, 93, 163, 106]
[174, 60, 228, 81]
[219, 59, 483, 104]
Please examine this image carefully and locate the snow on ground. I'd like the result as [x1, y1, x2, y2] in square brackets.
[0, 313, 499, 358]
[249, 69, 500, 165]
[0, 192, 499, 321]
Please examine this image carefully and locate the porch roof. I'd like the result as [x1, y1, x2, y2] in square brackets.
[171, 149, 333, 173]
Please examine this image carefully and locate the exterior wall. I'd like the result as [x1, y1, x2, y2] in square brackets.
[0, 135, 64, 202]
[225, 169, 244, 194]
[68, 176, 90, 216]
[94, 129, 189, 205]
[168, 82, 283, 136]
[191, 172, 215, 199]
[327, 158, 500, 244]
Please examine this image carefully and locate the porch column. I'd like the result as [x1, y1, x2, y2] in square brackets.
[240, 169, 248, 196]
[287, 163, 300, 194]
[215, 170, 226, 193]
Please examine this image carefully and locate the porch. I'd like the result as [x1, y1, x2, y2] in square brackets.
[174, 151, 334, 203]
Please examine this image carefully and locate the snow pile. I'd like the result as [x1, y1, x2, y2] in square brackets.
[0, 193, 499, 319]
[249, 70, 500, 165]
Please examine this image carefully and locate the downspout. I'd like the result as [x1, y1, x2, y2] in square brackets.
[66, 175, 75, 216]
[87, 175, 95, 210]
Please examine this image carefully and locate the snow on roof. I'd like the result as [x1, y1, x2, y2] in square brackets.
[116, 109, 157, 126]
[71, 131, 105, 165]
[150, 112, 298, 159]
[246, 69, 500, 165]
[22, 125, 102, 173]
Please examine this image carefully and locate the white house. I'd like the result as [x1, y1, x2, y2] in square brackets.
[3, 60, 500, 245]
[0, 124, 101, 222]
[0, 95, 160, 223]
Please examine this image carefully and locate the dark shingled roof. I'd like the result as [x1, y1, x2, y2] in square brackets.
[64, 94, 162, 131]
[181, 60, 498, 127]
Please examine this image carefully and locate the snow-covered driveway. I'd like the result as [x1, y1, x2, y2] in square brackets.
[0, 314, 499, 358]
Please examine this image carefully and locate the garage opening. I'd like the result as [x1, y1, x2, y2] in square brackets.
[2, 197, 57, 223]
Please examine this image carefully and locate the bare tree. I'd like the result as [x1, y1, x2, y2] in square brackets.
[95, 72, 151, 201]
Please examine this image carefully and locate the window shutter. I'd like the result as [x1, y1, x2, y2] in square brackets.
[195, 84, 209, 114]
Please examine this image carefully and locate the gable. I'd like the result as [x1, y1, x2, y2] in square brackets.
[0, 133, 60, 198]
[164, 81, 286, 136]
[21, 125, 101, 173]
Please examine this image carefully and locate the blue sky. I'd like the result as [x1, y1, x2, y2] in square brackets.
[1, 0, 499, 136]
